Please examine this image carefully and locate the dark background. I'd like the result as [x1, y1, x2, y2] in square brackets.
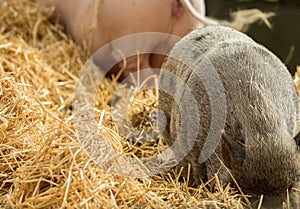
[205, 0, 300, 74]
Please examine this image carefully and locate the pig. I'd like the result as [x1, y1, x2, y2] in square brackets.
[39, 0, 272, 84]
[39, 0, 217, 82]
[158, 25, 300, 208]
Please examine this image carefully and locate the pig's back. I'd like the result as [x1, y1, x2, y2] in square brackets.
[160, 26, 300, 182]
[176, 25, 299, 138]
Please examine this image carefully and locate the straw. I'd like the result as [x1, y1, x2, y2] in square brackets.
[0, 0, 298, 208]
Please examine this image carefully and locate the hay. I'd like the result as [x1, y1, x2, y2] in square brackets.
[0, 0, 297, 208]
[219, 9, 274, 33]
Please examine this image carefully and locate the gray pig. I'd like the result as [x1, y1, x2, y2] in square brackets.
[159, 25, 300, 207]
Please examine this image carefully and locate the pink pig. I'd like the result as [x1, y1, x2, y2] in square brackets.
[39, 0, 217, 83]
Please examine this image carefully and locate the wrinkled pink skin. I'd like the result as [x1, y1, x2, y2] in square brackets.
[40, 0, 208, 83]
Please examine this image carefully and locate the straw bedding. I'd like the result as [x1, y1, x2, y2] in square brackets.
[0, 0, 298, 208]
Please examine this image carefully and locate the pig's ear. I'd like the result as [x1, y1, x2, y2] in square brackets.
[172, 0, 184, 18]
[221, 131, 246, 169]
[294, 132, 300, 148]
